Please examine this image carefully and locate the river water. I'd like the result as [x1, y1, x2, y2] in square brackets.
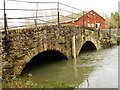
[19, 46, 118, 88]
[79, 46, 118, 88]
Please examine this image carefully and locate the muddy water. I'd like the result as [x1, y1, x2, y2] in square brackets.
[17, 46, 119, 88]
[79, 46, 118, 88]
[0, 29, 118, 88]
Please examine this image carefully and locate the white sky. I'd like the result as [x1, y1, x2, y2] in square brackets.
[0, 0, 119, 27]
[0, 0, 119, 15]
[40, 0, 119, 15]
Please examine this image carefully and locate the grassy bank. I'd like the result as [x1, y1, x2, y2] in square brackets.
[3, 74, 78, 89]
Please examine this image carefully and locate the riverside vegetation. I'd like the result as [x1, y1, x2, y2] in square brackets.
[3, 73, 78, 88]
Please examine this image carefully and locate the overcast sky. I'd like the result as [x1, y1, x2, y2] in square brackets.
[0, 0, 119, 27]
[42, 0, 119, 15]
[0, 0, 119, 15]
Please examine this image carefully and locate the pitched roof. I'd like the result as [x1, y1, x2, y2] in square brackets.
[47, 10, 105, 23]
[78, 10, 105, 20]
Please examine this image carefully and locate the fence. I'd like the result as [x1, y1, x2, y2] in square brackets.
[0, 0, 85, 30]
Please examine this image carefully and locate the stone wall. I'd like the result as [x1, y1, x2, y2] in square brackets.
[1, 25, 80, 78]
[1, 25, 117, 79]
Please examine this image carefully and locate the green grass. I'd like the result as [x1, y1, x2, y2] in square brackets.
[48, 12, 83, 23]
[2, 74, 78, 88]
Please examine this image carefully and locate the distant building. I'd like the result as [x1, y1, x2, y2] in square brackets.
[63, 10, 106, 30]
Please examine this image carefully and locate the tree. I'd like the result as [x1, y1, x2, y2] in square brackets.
[109, 12, 119, 28]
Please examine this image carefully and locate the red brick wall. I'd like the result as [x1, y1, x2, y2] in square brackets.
[62, 10, 105, 29]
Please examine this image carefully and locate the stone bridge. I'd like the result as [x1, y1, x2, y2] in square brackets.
[1, 25, 117, 79]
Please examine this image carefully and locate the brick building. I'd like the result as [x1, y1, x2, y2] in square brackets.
[63, 10, 105, 30]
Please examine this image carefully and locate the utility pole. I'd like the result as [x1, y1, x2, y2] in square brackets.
[72, 7, 74, 23]
[82, 11, 85, 40]
[35, 2, 38, 27]
[4, 0, 10, 54]
[57, 2, 60, 25]
[83, 11, 84, 28]
[4, 0, 7, 35]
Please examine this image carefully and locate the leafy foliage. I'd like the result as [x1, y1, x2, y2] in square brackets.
[2, 74, 77, 88]
[109, 12, 120, 28]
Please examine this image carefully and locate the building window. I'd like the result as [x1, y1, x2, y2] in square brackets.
[88, 24, 90, 27]
[91, 24, 94, 27]
[84, 20, 86, 25]
[88, 19, 89, 22]
[93, 13, 95, 16]
[87, 14, 90, 18]
[96, 23, 100, 29]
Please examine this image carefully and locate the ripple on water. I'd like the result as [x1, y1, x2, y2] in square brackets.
[21, 46, 118, 88]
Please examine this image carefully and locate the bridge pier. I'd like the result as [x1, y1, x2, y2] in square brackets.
[72, 35, 76, 59]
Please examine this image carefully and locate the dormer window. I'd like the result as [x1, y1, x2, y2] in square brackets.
[87, 14, 90, 18]
[90, 12, 93, 14]
[88, 19, 89, 22]
[84, 20, 86, 25]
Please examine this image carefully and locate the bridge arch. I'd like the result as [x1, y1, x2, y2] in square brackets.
[14, 48, 68, 76]
[79, 41, 97, 54]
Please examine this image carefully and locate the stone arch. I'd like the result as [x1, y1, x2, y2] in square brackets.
[79, 41, 97, 54]
[13, 47, 68, 76]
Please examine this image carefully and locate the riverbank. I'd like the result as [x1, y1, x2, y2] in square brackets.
[2, 75, 77, 88]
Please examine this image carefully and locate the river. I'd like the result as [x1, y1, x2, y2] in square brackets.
[20, 46, 118, 88]
[79, 46, 118, 88]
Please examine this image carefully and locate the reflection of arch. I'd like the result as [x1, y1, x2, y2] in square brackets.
[79, 41, 97, 54]
[14, 49, 68, 76]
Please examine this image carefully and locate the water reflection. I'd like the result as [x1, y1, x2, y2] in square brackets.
[21, 46, 118, 88]
[79, 46, 118, 88]
[73, 58, 78, 81]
